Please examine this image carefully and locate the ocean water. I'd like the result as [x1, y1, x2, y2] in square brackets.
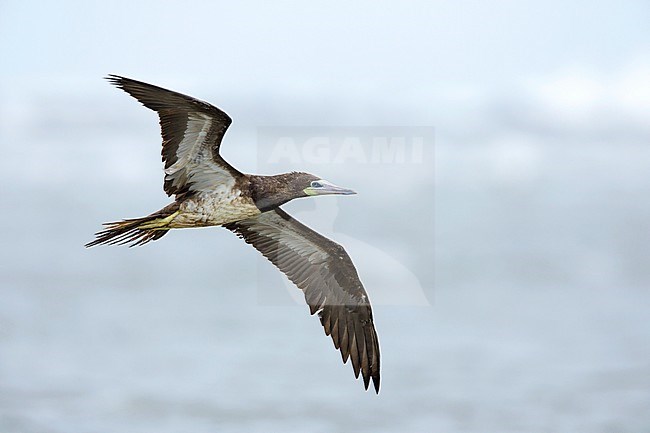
[1, 100, 649, 433]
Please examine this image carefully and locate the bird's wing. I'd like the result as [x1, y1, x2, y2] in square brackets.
[225, 208, 381, 393]
[107, 75, 241, 197]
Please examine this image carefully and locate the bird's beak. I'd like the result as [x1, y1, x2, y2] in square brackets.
[305, 183, 357, 196]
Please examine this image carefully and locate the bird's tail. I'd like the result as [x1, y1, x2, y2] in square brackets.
[85, 204, 180, 248]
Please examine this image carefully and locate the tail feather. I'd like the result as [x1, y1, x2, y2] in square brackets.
[85, 219, 168, 248]
[86, 204, 179, 248]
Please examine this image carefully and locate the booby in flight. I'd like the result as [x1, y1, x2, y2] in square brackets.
[86, 76, 380, 393]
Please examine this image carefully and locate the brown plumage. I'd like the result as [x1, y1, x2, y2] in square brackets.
[225, 209, 380, 392]
[86, 75, 380, 393]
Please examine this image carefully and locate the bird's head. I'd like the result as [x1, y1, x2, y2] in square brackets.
[297, 173, 357, 198]
[251, 172, 356, 211]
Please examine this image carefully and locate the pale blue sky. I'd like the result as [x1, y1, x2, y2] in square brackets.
[1, 3, 650, 431]
[1, 0, 648, 98]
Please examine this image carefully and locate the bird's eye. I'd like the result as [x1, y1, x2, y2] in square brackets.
[311, 181, 323, 188]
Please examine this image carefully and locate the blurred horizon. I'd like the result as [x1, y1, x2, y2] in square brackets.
[1, 1, 649, 432]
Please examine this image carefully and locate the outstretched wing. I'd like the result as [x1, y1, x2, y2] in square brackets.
[225, 208, 381, 393]
[107, 75, 241, 197]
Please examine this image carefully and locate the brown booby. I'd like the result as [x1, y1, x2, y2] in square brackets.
[86, 76, 380, 393]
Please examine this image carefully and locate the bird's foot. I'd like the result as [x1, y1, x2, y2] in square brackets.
[138, 211, 180, 230]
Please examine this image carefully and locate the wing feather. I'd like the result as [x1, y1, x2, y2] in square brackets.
[106, 75, 240, 197]
[225, 208, 381, 393]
